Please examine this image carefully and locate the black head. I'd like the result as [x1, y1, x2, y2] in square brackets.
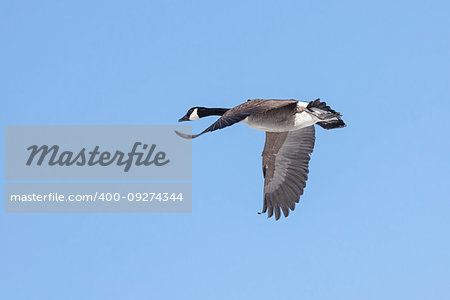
[178, 107, 207, 122]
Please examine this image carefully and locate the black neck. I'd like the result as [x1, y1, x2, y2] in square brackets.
[199, 108, 229, 117]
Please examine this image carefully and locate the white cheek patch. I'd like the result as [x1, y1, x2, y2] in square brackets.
[189, 108, 200, 120]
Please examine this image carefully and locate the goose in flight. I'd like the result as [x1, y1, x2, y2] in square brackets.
[176, 99, 346, 220]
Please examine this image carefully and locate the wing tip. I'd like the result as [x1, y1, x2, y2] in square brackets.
[174, 130, 202, 139]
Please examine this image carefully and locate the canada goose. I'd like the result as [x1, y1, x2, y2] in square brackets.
[176, 99, 346, 220]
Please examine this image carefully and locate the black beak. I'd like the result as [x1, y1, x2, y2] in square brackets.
[178, 115, 189, 122]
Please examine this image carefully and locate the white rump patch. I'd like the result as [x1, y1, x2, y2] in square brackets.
[294, 112, 319, 129]
[297, 101, 309, 108]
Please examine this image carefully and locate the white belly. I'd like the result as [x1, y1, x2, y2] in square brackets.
[242, 111, 319, 132]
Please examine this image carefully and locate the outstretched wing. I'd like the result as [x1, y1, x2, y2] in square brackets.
[261, 126, 315, 220]
[175, 99, 298, 139]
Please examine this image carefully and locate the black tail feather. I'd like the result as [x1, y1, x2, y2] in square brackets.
[317, 119, 346, 129]
[308, 98, 346, 129]
[307, 98, 336, 113]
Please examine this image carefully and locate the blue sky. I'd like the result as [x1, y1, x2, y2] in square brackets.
[1, 0, 449, 299]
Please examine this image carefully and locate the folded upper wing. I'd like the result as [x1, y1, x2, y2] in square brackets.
[175, 99, 298, 139]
